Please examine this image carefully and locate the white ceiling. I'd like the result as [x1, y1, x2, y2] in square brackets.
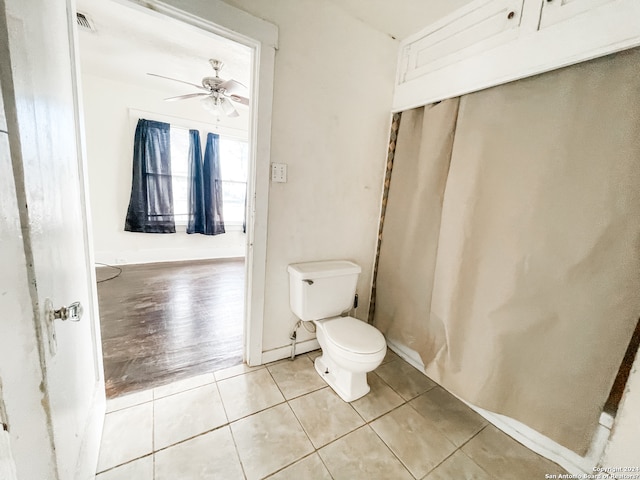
[75, 0, 472, 104]
[76, 0, 252, 102]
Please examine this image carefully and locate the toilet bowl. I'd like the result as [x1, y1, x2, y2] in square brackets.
[288, 260, 387, 402]
[313, 316, 386, 401]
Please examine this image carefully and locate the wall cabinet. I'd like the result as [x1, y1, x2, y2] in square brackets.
[394, 0, 640, 111]
[400, 0, 524, 83]
[539, 0, 616, 29]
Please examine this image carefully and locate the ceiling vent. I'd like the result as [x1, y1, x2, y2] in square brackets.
[76, 12, 96, 32]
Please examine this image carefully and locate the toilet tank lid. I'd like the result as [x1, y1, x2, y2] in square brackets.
[288, 260, 361, 279]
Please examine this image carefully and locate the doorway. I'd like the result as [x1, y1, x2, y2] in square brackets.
[74, 0, 258, 397]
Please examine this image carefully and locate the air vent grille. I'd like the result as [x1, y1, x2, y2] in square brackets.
[76, 12, 95, 32]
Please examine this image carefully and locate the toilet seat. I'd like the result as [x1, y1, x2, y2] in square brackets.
[319, 316, 386, 355]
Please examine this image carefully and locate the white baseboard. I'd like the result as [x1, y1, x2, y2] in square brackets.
[261, 339, 320, 364]
[385, 338, 610, 476]
[95, 246, 245, 266]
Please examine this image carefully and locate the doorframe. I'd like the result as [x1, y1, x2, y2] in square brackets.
[66, 0, 277, 368]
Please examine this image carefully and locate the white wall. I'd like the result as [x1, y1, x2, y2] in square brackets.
[81, 73, 248, 265]
[601, 352, 640, 476]
[216, 0, 397, 353]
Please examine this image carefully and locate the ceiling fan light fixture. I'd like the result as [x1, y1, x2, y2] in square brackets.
[220, 98, 239, 117]
[200, 95, 221, 116]
[151, 59, 249, 117]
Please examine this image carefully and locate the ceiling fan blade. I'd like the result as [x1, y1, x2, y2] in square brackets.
[226, 93, 250, 106]
[164, 93, 210, 102]
[147, 73, 209, 92]
[220, 98, 239, 117]
[219, 78, 248, 96]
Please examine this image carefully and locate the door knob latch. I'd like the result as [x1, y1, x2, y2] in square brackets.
[44, 299, 83, 356]
[52, 301, 83, 322]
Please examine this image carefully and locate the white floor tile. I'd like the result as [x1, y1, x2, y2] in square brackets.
[154, 382, 228, 450]
[106, 389, 153, 413]
[231, 403, 314, 480]
[153, 372, 216, 399]
[95, 455, 153, 480]
[265, 453, 332, 480]
[213, 362, 264, 382]
[217, 368, 284, 421]
[97, 402, 153, 473]
[155, 427, 244, 480]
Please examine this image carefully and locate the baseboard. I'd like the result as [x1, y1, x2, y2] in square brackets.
[94, 246, 245, 266]
[385, 338, 610, 476]
[261, 339, 320, 364]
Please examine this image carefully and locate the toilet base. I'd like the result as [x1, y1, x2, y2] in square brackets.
[314, 354, 370, 402]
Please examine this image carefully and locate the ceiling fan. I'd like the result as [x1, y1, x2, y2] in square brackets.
[148, 59, 249, 117]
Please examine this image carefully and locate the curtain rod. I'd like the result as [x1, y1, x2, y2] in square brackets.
[128, 107, 249, 140]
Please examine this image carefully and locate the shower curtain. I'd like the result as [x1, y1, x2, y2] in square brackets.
[374, 48, 640, 455]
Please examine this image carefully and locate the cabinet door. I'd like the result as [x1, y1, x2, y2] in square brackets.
[399, 0, 524, 84]
[539, 0, 617, 28]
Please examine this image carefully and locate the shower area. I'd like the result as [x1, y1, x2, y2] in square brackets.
[371, 47, 640, 460]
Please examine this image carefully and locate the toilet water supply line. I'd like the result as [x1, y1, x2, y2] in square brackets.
[288, 293, 359, 360]
[289, 320, 301, 360]
[289, 320, 316, 360]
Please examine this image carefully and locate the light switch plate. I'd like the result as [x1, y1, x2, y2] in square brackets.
[271, 163, 287, 183]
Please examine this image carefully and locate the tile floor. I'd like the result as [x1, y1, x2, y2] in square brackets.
[96, 350, 568, 480]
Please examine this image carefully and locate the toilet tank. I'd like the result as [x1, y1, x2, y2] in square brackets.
[288, 260, 361, 321]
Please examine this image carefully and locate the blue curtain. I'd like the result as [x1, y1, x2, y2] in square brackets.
[124, 119, 175, 233]
[186, 129, 206, 234]
[203, 132, 226, 235]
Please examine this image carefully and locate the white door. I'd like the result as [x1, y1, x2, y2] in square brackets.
[0, 0, 105, 478]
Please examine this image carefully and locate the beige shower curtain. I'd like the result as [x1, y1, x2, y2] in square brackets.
[374, 48, 640, 455]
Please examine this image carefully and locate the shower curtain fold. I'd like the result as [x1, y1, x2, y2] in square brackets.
[374, 48, 640, 455]
[374, 99, 460, 361]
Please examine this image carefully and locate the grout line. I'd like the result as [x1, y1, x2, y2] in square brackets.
[106, 354, 500, 479]
[366, 418, 428, 479]
[105, 395, 154, 414]
[457, 424, 488, 450]
[315, 449, 336, 480]
[225, 422, 248, 480]
[265, 360, 288, 401]
[457, 446, 494, 479]
[152, 423, 231, 455]
[263, 451, 330, 480]
[153, 375, 218, 401]
[151, 392, 155, 477]
[213, 379, 230, 427]
[285, 394, 318, 449]
[95, 453, 154, 477]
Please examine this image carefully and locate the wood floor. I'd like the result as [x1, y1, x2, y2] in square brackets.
[97, 258, 245, 398]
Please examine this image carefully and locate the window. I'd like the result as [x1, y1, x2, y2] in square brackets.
[219, 137, 249, 225]
[170, 127, 190, 224]
[170, 126, 248, 227]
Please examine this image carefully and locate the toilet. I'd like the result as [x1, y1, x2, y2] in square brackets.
[288, 260, 387, 402]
